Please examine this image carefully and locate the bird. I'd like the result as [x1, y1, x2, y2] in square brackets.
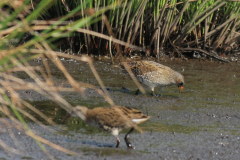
[61, 105, 150, 148]
[120, 60, 184, 95]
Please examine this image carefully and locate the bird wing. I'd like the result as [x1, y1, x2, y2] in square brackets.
[94, 107, 131, 129]
[121, 61, 173, 77]
[119, 107, 150, 124]
[141, 60, 173, 72]
[92, 107, 149, 133]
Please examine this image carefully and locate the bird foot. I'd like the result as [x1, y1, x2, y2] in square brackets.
[127, 143, 135, 149]
[151, 93, 162, 97]
[125, 137, 135, 149]
[135, 89, 140, 95]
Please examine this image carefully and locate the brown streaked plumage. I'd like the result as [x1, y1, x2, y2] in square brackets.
[62, 105, 150, 148]
[121, 60, 184, 95]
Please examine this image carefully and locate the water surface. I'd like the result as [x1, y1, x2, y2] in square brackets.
[3, 59, 240, 159]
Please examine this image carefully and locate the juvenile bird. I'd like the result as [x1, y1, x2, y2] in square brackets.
[121, 60, 184, 95]
[62, 105, 150, 148]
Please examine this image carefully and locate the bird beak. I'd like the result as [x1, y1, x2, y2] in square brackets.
[61, 113, 71, 123]
[178, 86, 184, 93]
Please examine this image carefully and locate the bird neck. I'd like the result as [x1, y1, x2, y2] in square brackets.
[76, 112, 87, 121]
[173, 72, 183, 83]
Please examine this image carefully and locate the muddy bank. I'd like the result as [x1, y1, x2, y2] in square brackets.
[1, 58, 240, 159]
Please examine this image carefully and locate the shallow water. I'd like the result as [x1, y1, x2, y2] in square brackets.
[2, 59, 240, 159]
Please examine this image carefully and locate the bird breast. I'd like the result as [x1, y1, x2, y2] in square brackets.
[137, 71, 177, 87]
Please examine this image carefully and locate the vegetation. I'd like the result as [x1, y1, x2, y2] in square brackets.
[42, 0, 240, 62]
[0, 0, 115, 159]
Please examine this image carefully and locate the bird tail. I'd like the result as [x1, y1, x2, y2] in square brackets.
[131, 116, 150, 133]
[132, 115, 150, 124]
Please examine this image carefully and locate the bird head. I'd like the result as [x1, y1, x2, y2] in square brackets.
[61, 106, 88, 122]
[177, 82, 184, 93]
[176, 73, 184, 93]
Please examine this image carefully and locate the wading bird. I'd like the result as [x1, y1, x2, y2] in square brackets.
[62, 105, 150, 148]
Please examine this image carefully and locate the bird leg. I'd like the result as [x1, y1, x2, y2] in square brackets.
[150, 88, 162, 96]
[115, 136, 120, 148]
[124, 128, 134, 148]
[135, 89, 140, 95]
[150, 88, 155, 96]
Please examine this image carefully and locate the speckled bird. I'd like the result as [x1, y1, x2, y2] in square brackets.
[121, 60, 184, 95]
[62, 105, 150, 148]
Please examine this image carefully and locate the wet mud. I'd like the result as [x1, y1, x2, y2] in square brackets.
[1, 58, 240, 159]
